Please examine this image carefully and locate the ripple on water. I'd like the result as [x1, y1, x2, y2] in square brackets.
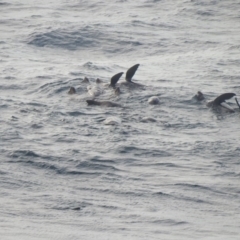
[117, 145, 172, 158]
[8, 150, 61, 171]
[0, 2, 11, 6]
[151, 219, 189, 226]
[76, 160, 121, 172]
[27, 25, 145, 54]
[28, 26, 104, 50]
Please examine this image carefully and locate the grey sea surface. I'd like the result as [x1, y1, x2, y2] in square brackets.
[1, 0, 240, 239]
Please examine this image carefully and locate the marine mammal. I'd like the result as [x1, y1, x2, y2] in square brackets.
[126, 64, 140, 82]
[86, 100, 122, 107]
[82, 77, 90, 84]
[87, 72, 123, 97]
[109, 72, 124, 88]
[68, 87, 76, 95]
[67, 77, 90, 94]
[194, 91, 204, 101]
[206, 93, 236, 113]
[96, 78, 102, 84]
[120, 64, 143, 88]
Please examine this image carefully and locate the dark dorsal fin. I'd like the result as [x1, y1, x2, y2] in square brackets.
[125, 64, 140, 82]
[68, 87, 76, 95]
[96, 78, 102, 84]
[110, 72, 123, 88]
[213, 93, 236, 105]
[82, 77, 90, 84]
[195, 91, 204, 101]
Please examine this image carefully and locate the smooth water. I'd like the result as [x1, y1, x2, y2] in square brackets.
[1, 1, 240, 239]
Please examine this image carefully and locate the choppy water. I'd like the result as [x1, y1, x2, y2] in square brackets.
[1, 1, 240, 239]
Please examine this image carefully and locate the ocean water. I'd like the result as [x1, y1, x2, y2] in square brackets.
[1, 0, 240, 239]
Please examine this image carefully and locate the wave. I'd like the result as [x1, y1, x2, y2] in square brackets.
[28, 26, 99, 50]
[27, 25, 144, 54]
[117, 145, 172, 158]
[0, 2, 11, 6]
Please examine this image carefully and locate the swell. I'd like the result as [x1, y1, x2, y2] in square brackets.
[8, 150, 123, 176]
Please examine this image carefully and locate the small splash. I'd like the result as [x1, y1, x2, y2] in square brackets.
[104, 116, 122, 125]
